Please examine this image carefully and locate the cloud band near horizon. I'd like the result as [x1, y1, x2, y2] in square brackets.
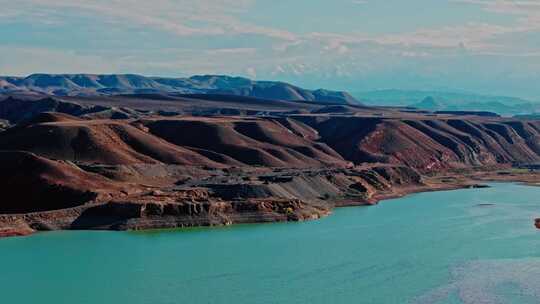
[1, 0, 540, 99]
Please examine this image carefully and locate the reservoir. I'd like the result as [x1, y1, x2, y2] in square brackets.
[1, 183, 539, 303]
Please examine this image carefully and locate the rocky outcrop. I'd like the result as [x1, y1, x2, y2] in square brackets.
[0, 218, 34, 237]
[70, 197, 329, 231]
[0, 164, 426, 236]
[0, 159, 536, 238]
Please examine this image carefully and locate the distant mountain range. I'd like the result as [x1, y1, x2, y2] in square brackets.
[354, 89, 540, 116]
[0, 74, 358, 105]
[515, 113, 540, 120]
[4, 75, 539, 116]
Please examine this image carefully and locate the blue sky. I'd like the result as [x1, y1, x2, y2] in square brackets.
[1, 0, 540, 99]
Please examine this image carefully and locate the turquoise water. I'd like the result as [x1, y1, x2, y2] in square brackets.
[1, 183, 540, 304]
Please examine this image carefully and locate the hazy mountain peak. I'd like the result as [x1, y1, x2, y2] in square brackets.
[355, 89, 539, 116]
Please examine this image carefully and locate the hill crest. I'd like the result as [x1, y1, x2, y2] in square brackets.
[0, 74, 359, 105]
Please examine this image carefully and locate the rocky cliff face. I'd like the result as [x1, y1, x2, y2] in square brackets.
[0, 164, 424, 234]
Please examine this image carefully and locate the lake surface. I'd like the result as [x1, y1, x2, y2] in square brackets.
[2, 183, 540, 304]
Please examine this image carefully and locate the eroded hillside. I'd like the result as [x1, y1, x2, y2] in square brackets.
[0, 93, 538, 237]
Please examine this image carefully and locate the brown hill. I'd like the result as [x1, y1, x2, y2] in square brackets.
[2, 112, 538, 172]
[0, 118, 227, 167]
[144, 117, 349, 168]
[0, 96, 98, 123]
[293, 116, 540, 172]
[0, 151, 121, 213]
[0, 109, 539, 235]
[23, 112, 83, 124]
[0, 96, 140, 124]
[0, 115, 349, 168]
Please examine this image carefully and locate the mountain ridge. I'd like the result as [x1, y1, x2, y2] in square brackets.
[354, 89, 540, 116]
[0, 74, 359, 105]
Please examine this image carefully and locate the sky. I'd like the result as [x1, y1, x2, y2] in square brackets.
[1, 0, 540, 99]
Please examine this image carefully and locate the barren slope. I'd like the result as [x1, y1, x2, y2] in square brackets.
[0, 92, 538, 236]
[293, 116, 540, 172]
[0, 151, 122, 213]
[144, 116, 349, 168]
[0, 113, 227, 167]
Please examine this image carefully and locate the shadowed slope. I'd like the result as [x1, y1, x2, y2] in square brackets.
[0, 151, 121, 213]
[0, 114, 349, 168]
[0, 96, 137, 124]
[0, 96, 99, 123]
[0, 117, 227, 167]
[145, 117, 350, 168]
[293, 116, 540, 172]
[3, 112, 536, 171]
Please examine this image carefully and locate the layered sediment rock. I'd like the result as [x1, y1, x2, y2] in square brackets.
[71, 198, 329, 231]
[0, 165, 424, 234]
[0, 218, 34, 237]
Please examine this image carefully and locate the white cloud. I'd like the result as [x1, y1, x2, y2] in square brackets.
[2, 0, 540, 98]
[2, 0, 537, 55]
[453, 0, 540, 30]
[245, 67, 257, 78]
[0, 0, 296, 40]
[0, 47, 117, 75]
